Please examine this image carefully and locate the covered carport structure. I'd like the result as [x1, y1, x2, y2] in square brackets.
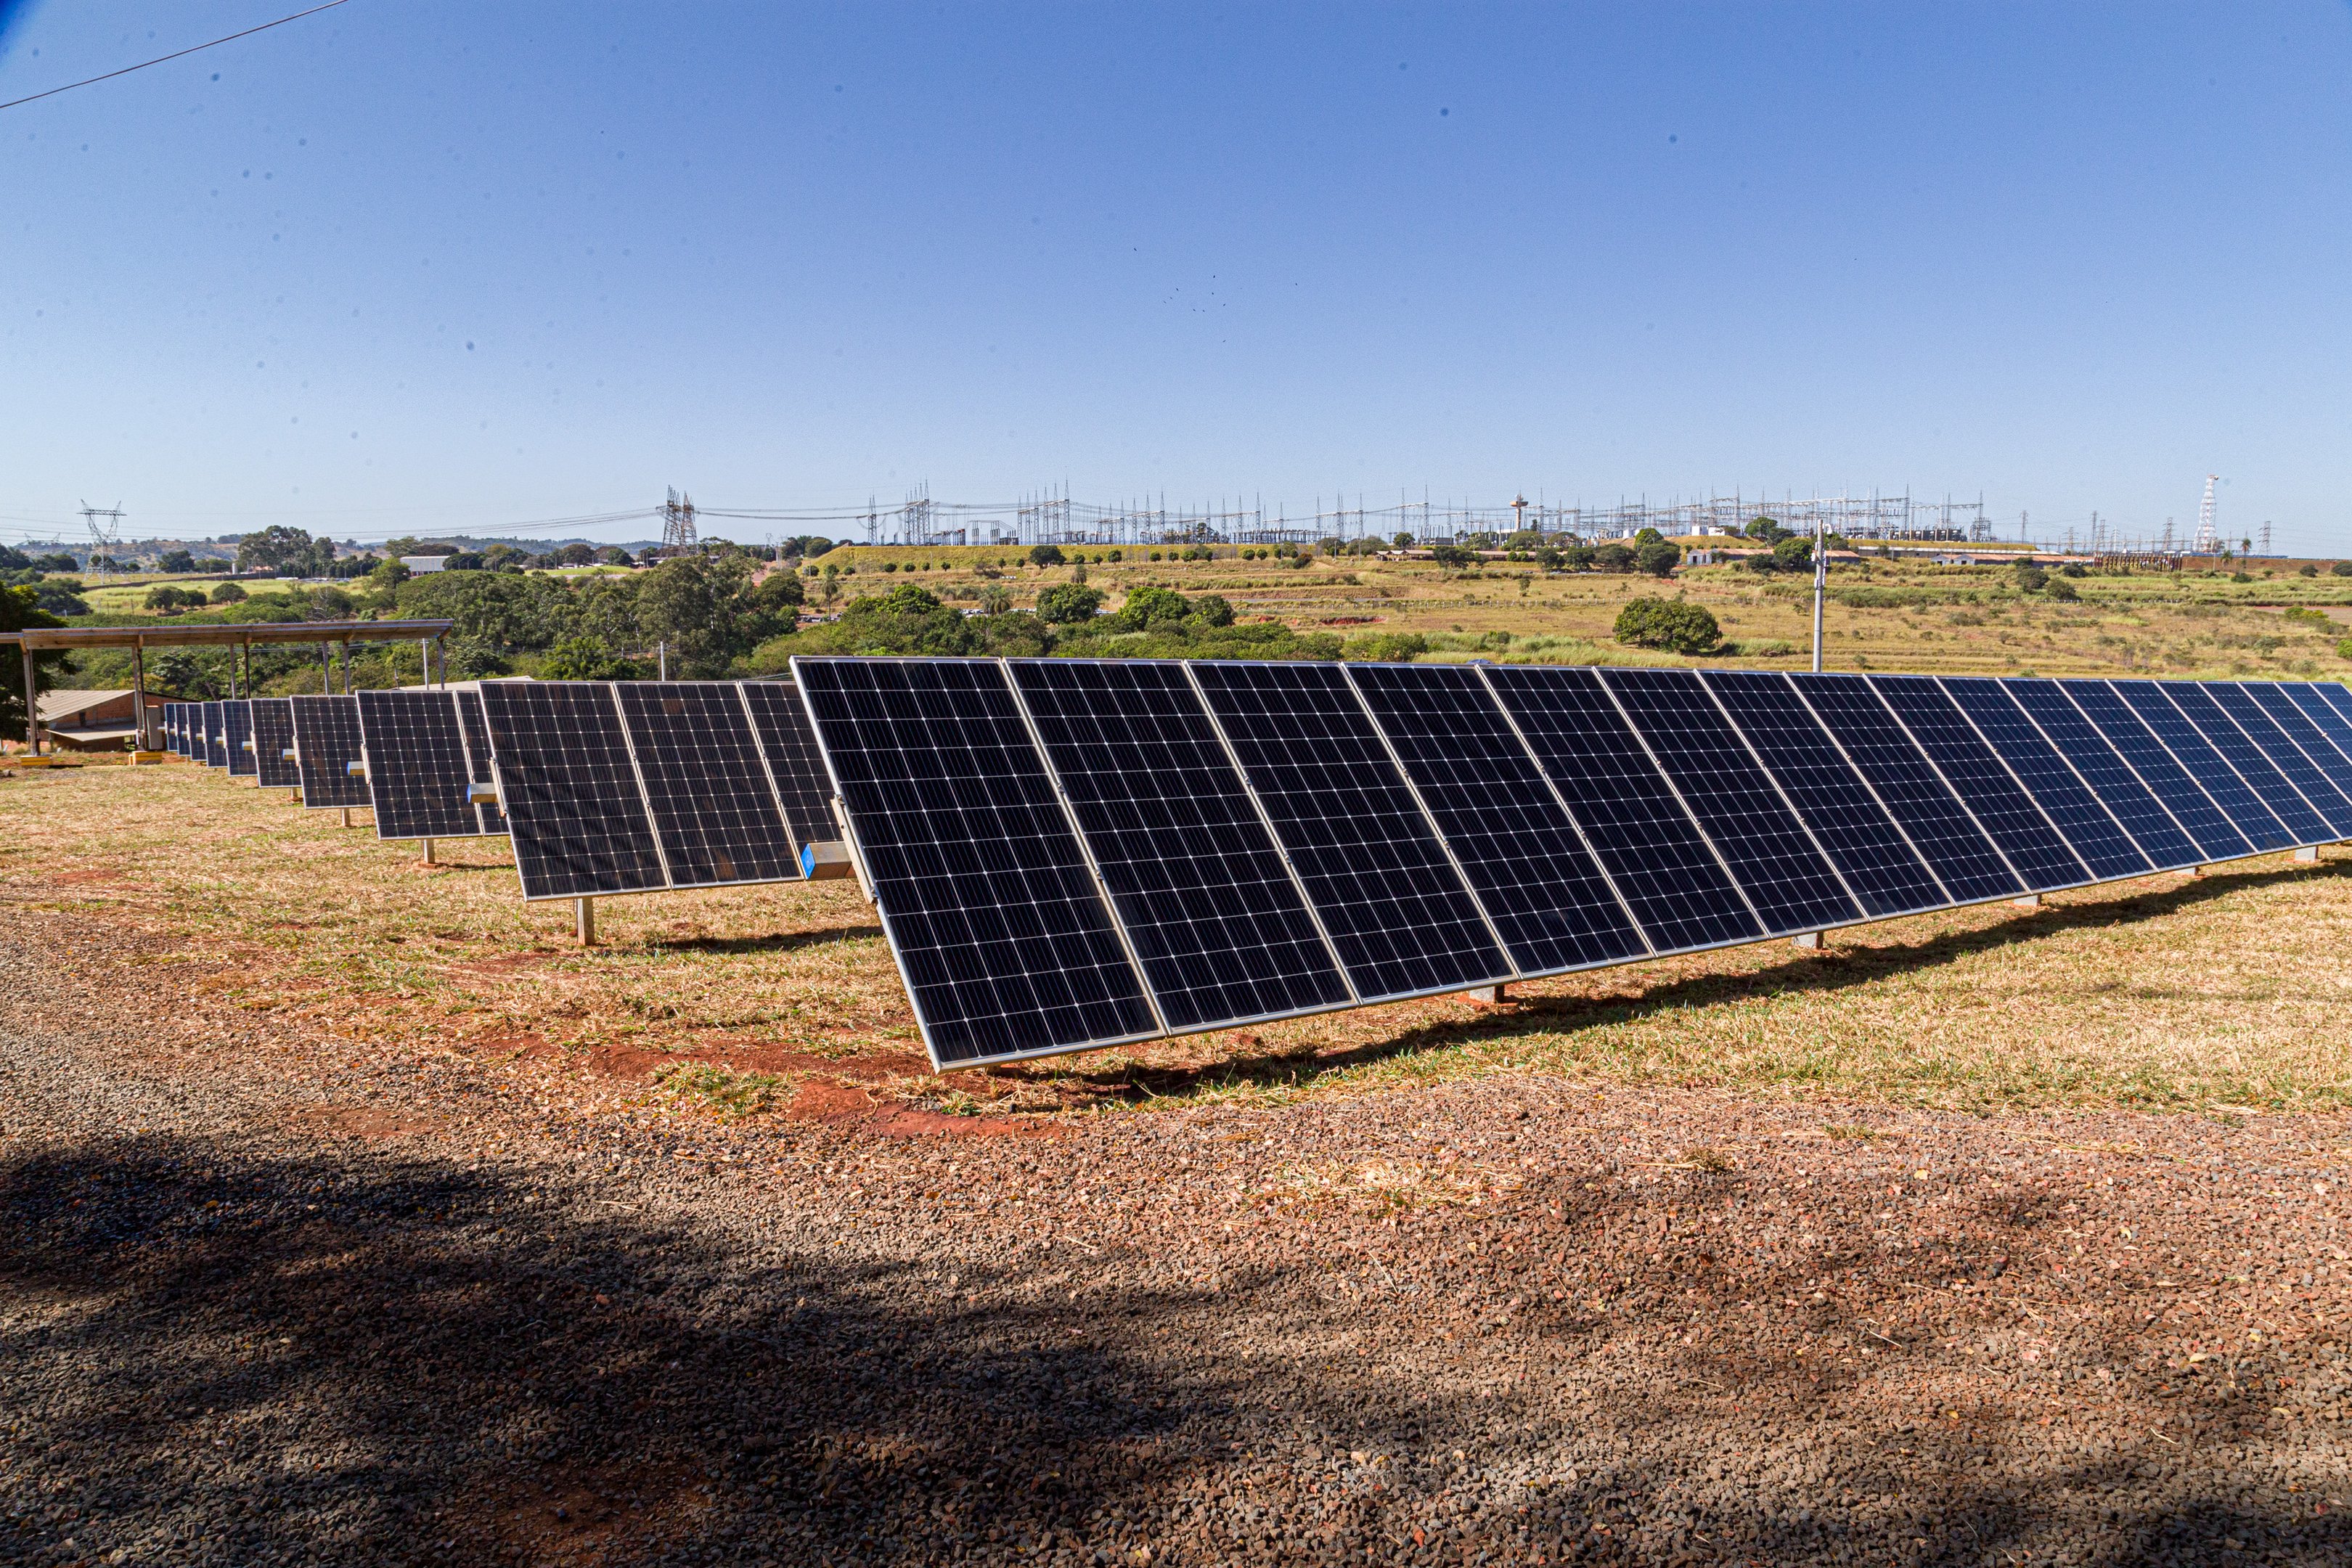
[0, 618, 457, 756]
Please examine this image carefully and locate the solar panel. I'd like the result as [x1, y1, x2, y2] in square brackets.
[793, 656, 1160, 1068]
[2303, 682, 2352, 742]
[289, 695, 369, 809]
[1347, 661, 1650, 972]
[2194, 683, 2352, 839]
[475, 682, 667, 900]
[1784, 674, 2023, 903]
[1008, 658, 1353, 1029]
[2242, 682, 2352, 806]
[736, 679, 839, 849]
[2277, 683, 2352, 781]
[2110, 682, 2293, 851]
[1867, 676, 2089, 891]
[250, 698, 299, 789]
[2160, 680, 2334, 843]
[1699, 671, 1948, 918]
[2057, 681, 2250, 863]
[1999, 679, 2201, 871]
[1937, 678, 2151, 880]
[1601, 668, 1861, 935]
[173, 703, 192, 757]
[1188, 660, 1512, 999]
[200, 701, 226, 768]
[1486, 664, 1764, 952]
[357, 690, 499, 841]
[614, 682, 802, 889]
[222, 701, 256, 778]
[451, 688, 503, 833]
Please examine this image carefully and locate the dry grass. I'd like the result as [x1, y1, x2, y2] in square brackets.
[8, 760, 2352, 1122]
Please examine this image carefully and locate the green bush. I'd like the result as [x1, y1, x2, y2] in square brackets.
[209, 581, 248, 604]
[1592, 544, 1636, 573]
[2014, 562, 2049, 592]
[2283, 605, 2333, 630]
[2332, 561, 2352, 578]
[2338, 637, 2352, 661]
[2045, 576, 2079, 601]
[1613, 597, 1721, 655]
[1035, 583, 1105, 624]
[1343, 632, 1429, 662]
[536, 637, 639, 681]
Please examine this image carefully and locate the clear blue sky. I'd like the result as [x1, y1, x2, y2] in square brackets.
[2, 2, 2348, 550]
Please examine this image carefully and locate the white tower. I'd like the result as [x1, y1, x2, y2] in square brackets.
[2192, 474, 2219, 555]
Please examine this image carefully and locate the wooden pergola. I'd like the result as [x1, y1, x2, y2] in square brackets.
[0, 618, 457, 754]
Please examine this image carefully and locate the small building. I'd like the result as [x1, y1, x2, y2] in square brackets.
[36, 689, 171, 751]
[401, 555, 453, 573]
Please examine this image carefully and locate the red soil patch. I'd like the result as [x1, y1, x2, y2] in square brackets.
[785, 1079, 880, 1123]
[288, 1105, 439, 1139]
[867, 1106, 1054, 1139]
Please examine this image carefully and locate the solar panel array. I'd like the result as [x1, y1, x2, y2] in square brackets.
[289, 694, 370, 809]
[473, 679, 839, 902]
[250, 698, 299, 788]
[795, 658, 2352, 1071]
[355, 688, 506, 840]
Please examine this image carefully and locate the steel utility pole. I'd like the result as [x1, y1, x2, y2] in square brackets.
[1811, 512, 1827, 671]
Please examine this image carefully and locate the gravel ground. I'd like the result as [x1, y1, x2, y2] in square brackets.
[2, 910, 2348, 1568]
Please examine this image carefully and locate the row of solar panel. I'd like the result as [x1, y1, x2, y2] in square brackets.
[791, 658, 2352, 1071]
[158, 682, 838, 902]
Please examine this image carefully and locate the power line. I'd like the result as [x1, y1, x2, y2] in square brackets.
[0, 1, 351, 115]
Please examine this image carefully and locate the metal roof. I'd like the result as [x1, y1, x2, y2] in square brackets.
[0, 618, 455, 650]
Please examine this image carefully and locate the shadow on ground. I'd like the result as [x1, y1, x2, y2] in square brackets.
[0, 1131, 2340, 1567]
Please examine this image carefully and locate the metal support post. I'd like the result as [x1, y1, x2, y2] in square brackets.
[319, 642, 332, 692]
[130, 640, 152, 753]
[1465, 982, 1508, 1003]
[421, 837, 436, 866]
[341, 808, 352, 829]
[576, 897, 596, 946]
[2295, 845, 2319, 864]
[1792, 931, 1822, 950]
[1811, 514, 1827, 672]
[20, 642, 38, 755]
[657, 640, 668, 680]
[2011, 892, 2042, 908]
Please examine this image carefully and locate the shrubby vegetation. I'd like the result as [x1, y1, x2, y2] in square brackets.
[1613, 596, 1722, 655]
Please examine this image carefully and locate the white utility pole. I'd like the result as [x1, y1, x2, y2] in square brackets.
[1811, 513, 1827, 671]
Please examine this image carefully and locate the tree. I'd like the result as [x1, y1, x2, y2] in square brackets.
[550, 542, 597, 567]
[236, 525, 331, 576]
[144, 585, 208, 612]
[211, 582, 248, 604]
[1190, 593, 1234, 627]
[151, 651, 212, 698]
[2014, 561, 2049, 592]
[158, 549, 196, 573]
[1029, 543, 1066, 567]
[1771, 536, 1813, 573]
[1392, 531, 1415, 548]
[1593, 543, 1637, 573]
[0, 544, 29, 571]
[1428, 545, 1478, 568]
[1636, 541, 1682, 576]
[1613, 597, 1721, 655]
[977, 582, 1015, 616]
[36, 581, 90, 616]
[1744, 516, 1789, 544]
[0, 584, 67, 737]
[596, 545, 634, 566]
[35, 553, 78, 573]
[1035, 584, 1105, 624]
[2046, 576, 2079, 601]
[1633, 527, 1665, 547]
[1113, 586, 1193, 631]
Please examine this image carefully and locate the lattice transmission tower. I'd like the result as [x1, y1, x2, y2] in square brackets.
[79, 502, 125, 577]
[659, 486, 698, 555]
[2192, 474, 2219, 555]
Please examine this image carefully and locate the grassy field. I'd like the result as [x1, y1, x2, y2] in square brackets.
[8, 759, 2350, 1122]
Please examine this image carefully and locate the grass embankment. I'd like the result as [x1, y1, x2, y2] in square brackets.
[7, 761, 2349, 1122]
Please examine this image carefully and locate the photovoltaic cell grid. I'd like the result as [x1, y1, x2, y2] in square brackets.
[288, 695, 369, 809]
[200, 701, 226, 769]
[597, 658, 2352, 1073]
[1010, 659, 1352, 1031]
[738, 679, 838, 849]
[475, 682, 666, 900]
[1347, 662, 1647, 973]
[251, 698, 299, 789]
[1189, 660, 1511, 1000]
[615, 682, 800, 888]
[1697, 671, 1947, 918]
[356, 690, 502, 841]
[798, 658, 1159, 1066]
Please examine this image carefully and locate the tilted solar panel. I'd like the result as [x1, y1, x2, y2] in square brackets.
[2242, 683, 2352, 807]
[1603, 668, 1861, 935]
[250, 698, 299, 789]
[475, 682, 666, 900]
[1189, 660, 1513, 1000]
[2059, 681, 2250, 862]
[1999, 680, 2201, 872]
[2110, 682, 2293, 852]
[357, 690, 499, 841]
[614, 682, 801, 889]
[2196, 683, 2352, 839]
[2274, 685, 2352, 784]
[736, 679, 838, 850]
[200, 701, 227, 769]
[1010, 658, 1353, 1030]
[1938, 678, 2150, 880]
[2160, 681, 2333, 844]
[1784, 675, 2022, 904]
[289, 695, 369, 809]
[1869, 675, 2089, 892]
[1700, 671, 1948, 918]
[1347, 661, 1650, 972]
[796, 657, 1160, 1067]
[224, 701, 257, 778]
[2303, 683, 2352, 743]
[1487, 664, 1763, 952]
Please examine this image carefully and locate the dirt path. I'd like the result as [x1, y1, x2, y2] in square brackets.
[1, 916, 2347, 1568]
